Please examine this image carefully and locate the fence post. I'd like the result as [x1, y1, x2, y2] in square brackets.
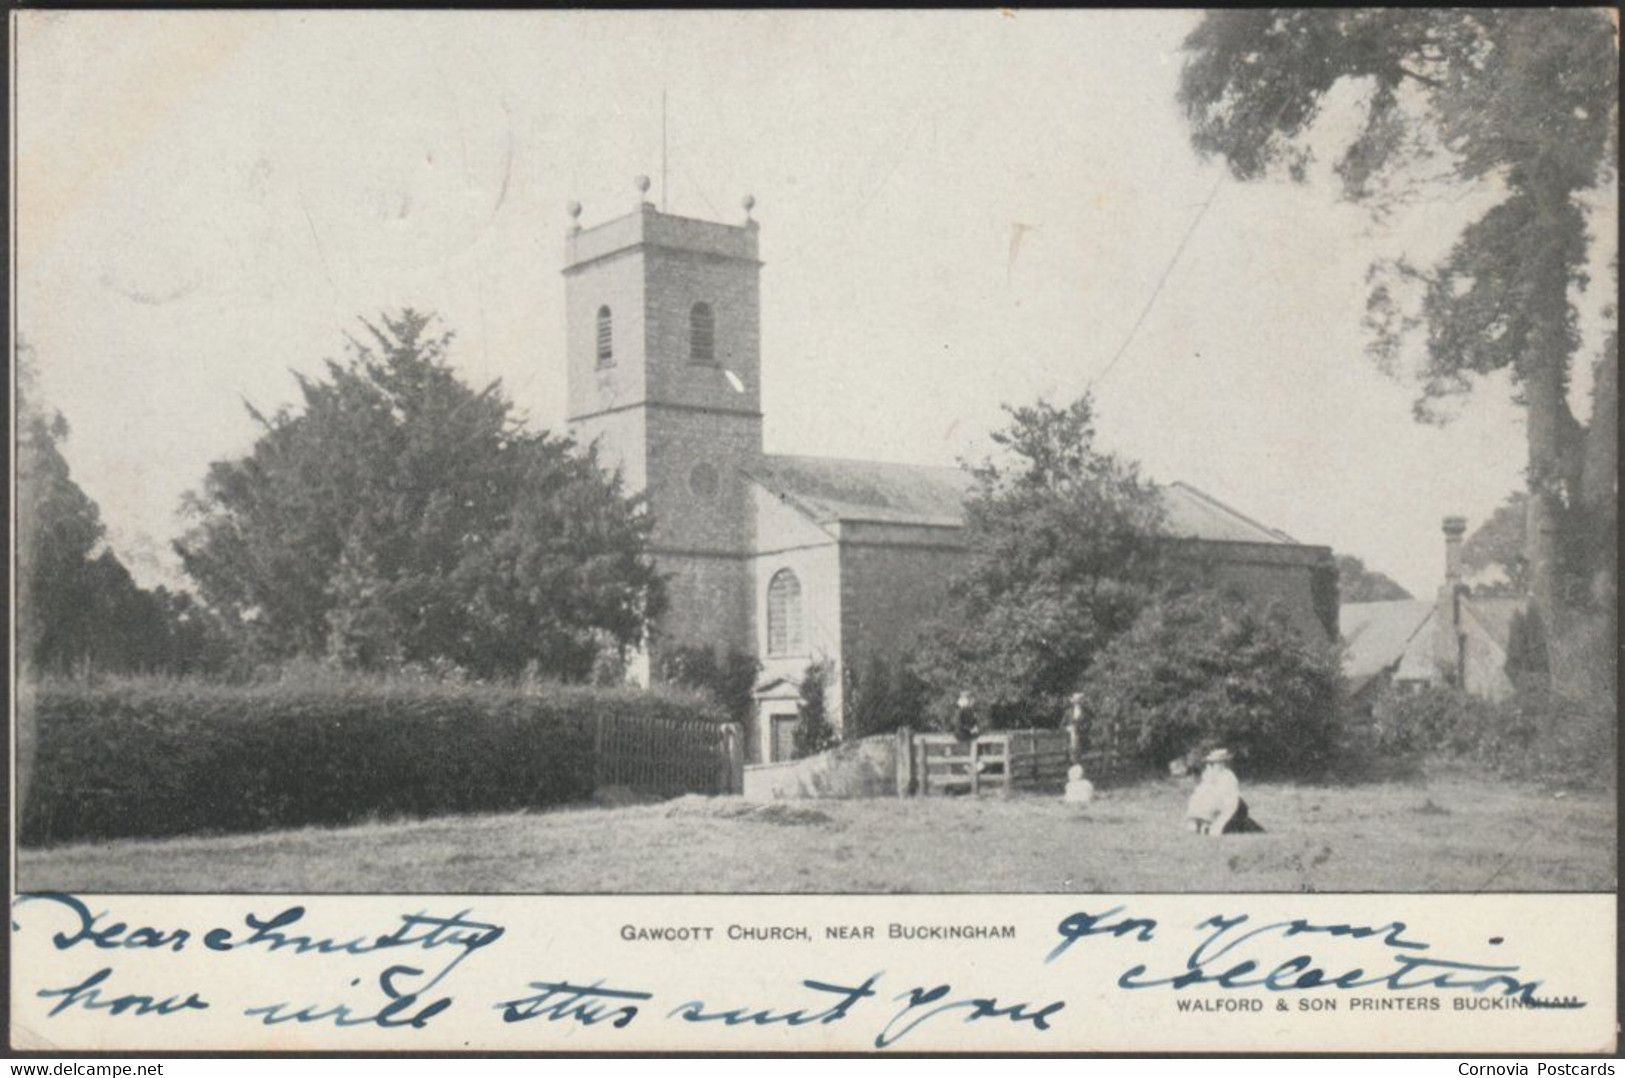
[592, 712, 605, 790]
[724, 724, 745, 794]
[895, 727, 914, 797]
[969, 738, 981, 796]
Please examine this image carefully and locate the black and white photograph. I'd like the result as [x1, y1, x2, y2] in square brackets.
[14, 8, 1617, 907]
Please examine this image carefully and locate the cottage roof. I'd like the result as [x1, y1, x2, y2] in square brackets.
[1461, 595, 1521, 651]
[1340, 599, 1436, 689]
[746, 454, 1304, 545]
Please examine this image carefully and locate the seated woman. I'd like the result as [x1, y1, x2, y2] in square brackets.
[1184, 748, 1264, 835]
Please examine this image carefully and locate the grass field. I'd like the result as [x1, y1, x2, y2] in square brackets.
[19, 773, 1615, 893]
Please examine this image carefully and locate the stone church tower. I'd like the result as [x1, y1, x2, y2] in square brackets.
[563, 180, 764, 673]
[563, 180, 1335, 762]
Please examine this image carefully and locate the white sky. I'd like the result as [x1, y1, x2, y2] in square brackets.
[14, 10, 1618, 598]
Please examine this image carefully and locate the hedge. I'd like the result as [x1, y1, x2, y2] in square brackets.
[1367, 683, 1616, 789]
[20, 677, 725, 847]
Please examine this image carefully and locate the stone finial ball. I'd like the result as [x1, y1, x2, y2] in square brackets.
[742, 194, 756, 212]
[567, 201, 582, 219]
[635, 175, 652, 194]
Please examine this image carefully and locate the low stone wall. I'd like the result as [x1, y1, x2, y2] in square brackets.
[742, 734, 900, 801]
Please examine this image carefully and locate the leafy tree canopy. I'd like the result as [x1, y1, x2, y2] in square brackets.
[176, 310, 665, 680]
[17, 346, 212, 676]
[845, 653, 931, 739]
[1461, 493, 1528, 596]
[1077, 587, 1342, 779]
[659, 644, 760, 726]
[912, 395, 1166, 726]
[1179, 9, 1617, 630]
[1335, 554, 1412, 603]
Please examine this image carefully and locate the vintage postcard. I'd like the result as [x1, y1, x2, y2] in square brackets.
[10, 8, 1618, 1055]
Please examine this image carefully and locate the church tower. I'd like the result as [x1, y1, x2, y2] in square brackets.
[563, 179, 764, 673]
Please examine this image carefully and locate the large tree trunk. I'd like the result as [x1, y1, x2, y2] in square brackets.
[1580, 341, 1618, 608]
[1521, 172, 1582, 639]
[1523, 353, 1567, 630]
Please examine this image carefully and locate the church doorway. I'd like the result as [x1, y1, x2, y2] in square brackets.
[752, 675, 804, 764]
[768, 709, 801, 763]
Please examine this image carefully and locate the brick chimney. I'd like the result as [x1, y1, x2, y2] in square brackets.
[1442, 515, 1467, 591]
[1439, 516, 1470, 686]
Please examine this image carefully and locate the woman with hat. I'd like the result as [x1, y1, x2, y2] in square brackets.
[1184, 747, 1264, 835]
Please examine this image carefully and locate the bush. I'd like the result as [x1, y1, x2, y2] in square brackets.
[793, 661, 838, 759]
[1380, 683, 1615, 788]
[657, 643, 760, 726]
[1076, 589, 1342, 779]
[846, 654, 930, 738]
[20, 675, 723, 847]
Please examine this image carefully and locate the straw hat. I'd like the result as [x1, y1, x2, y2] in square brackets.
[1203, 747, 1233, 764]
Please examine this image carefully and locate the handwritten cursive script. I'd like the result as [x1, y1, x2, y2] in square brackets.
[11, 893, 1587, 1048]
[1046, 906, 1573, 1006]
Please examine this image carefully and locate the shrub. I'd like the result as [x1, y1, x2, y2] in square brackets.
[20, 675, 724, 847]
[846, 654, 930, 738]
[1381, 683, 1615, 788]
[1076, 589, 1342, 779]
[657, 643, 760, 726]
[793, 661, 838, 759]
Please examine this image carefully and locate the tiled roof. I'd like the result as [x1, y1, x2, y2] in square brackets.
[747, 454, 1305, 545]
[1340, 599, 1437, 685]
[747, 454, 972, 528]
[1462, 595, 1521, 651]
[1159, 481, 1300, 545]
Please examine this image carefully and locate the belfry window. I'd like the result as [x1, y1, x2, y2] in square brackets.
[596, 305, 614, 367]
[767, 569, 804, 656]
[689, 302, 716, 365]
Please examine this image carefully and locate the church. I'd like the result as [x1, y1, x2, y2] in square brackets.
[563, 183, 1338, 764]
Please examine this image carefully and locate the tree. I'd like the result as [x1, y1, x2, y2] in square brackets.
[793, 660, 838, 758]
[1461, 493, 1528, 595]
[658, 644, 761, 726]
[18, 377, 109, 673]
[846, 653, 930, 738]
[1335, 554, 1412, 602]
[176, 310, 665, 680]
[1077, 587, 1342, 778]
[911, 395, 1167, 726]
[16, 346, 197, 676]
[1179, 10, 1617, 643]
[1459, 491, 1600, 601]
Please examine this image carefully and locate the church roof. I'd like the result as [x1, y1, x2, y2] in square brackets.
[747, 454, 972, 527]
[1159, 482, 1301, 545]
[747, 454, 1306, 545]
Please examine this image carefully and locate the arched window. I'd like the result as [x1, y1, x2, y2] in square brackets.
[689, 302, 715, 364]
[595, 305, 614, 367]
[766, 569, 804, 656]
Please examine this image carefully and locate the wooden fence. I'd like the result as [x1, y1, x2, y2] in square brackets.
[905, 729, 1133, 797]
[591, 712, 743, 796]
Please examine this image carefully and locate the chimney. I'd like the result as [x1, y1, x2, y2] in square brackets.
[1442, 515, 1467, 590]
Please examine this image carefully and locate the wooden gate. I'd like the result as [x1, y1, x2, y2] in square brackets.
[910, 730, 1070, 796]
[906, 729, 1133, 796]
